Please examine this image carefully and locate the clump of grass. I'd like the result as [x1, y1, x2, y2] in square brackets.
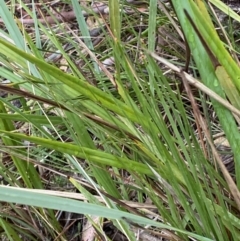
[0, 0, 239, 240]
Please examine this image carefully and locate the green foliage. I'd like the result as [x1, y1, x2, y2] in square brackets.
[0, 0, 239, 240]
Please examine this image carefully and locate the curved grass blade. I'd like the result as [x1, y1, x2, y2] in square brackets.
[0, 185, 215, 241]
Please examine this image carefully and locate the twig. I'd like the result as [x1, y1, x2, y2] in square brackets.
[0, 4, 109, 25]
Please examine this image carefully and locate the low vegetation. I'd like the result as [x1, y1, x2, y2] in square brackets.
[0, 0, 240, 240]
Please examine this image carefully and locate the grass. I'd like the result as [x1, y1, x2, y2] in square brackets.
[0, 0, 240, 240]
